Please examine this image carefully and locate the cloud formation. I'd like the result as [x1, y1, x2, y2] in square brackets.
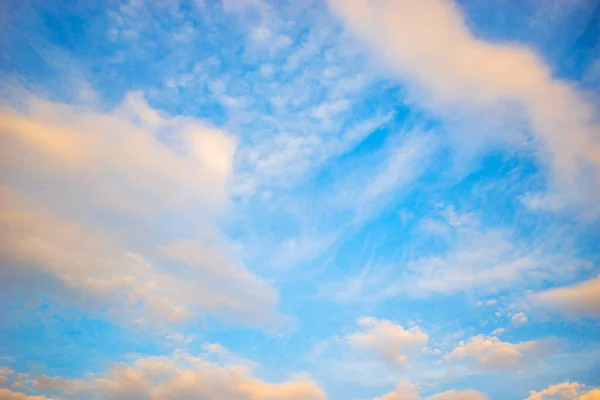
[329, 207, 581, 302]
[527, 381, 600, 400]
[0, 92, 282, 328]
[0, 348, 324, 400]
[446, 335, 550, 371]
[371, 381, 488, 400]
[529, 276, 600, 319]
[327, 0, 600, 213]
[511, 312, 529, 327]
[346, 317, 429, 367]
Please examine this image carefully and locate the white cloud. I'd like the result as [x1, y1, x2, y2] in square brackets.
[330, 131, 437, 224]
[490, 328, 506, 336]
[0, 348, 324, 400]
[511, 312, 529, 327]
[346, 317, 429, 367]
[400, 210, 580, 296]
[477, 299, 497, 307]
[529, 276, 600, 319]
[351, 134, 435, 215]
[331, 208, 580, 303]
[328, 0, 600, 214]
[446, 335, 550, 371]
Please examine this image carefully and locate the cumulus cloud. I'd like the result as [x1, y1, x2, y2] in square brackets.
[0, 348, 324, 400]
[328, 0, 600, 214]
[446, 335, 550, 371]
[529, 276, 600, 319]
[511, 312, 529, 327]
[527, 381, 600, 400]
[0, 91, 235, 215]
[346, 317, 429, 367]
[0, 389, 57, 400]
[371, 381, 488, 400]
[0, 92, 282, 329]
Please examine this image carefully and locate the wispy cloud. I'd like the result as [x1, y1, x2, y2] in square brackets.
[328, 0, 600, 215]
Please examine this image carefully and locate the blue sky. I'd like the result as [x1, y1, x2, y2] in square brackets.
[0, 0, 599, 399]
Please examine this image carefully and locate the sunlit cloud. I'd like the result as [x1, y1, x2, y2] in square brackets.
[1, 0, 598, 398]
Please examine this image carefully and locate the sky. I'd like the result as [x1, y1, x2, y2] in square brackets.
[0, 0, 599, 399]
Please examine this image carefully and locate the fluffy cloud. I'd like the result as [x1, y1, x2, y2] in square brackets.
[0, 390, 57, 400]
[446, 335, 550, 371]
[0, 91, 234, 215]
[527, 381, 600, 400]
[511, 312, 529, 327]
[0, 92, 282, 328]
[371, 381, 488, 400]
[346, 317, 429, 367]
[0, 348, 324, 400]
[529, 276, 600, 319]
[328, 0, 600, 213]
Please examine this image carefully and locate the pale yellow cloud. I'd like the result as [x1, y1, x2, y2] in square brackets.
[0, 389, 57, 400]
[0, 93, 281, 329]
[0, 186, 281, 328]
[527, 381, 600, 400]
[371, 381, 488, 400]
[0, 349, 324, 400]
[0, 91, 235, 216]
[446, 335, 549, 371]
[328, 0, 600, 211]
[347, 317, 428, 367]
[529, 276, 600, 319]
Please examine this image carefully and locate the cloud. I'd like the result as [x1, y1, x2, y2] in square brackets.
[343, 133, 437, 219]
[0, 92, 283, 329]
[490, 328, 506, 336]
[511, 312, 529, 327]
[330, 207, 581, 302]
[427, 391, 488, 400]
[401, 209, 582, 296]
[327, 0, 600, 214]
[446, 335, 550, 371]
[0, 90, 234, 216]
[581, 391, 600, 400]
[0, 389, 57, 400]
[527, 381, 600, 400]
[371, 381, 488, 400]
[529, 275, 600, 319]
[346, 317, 429, 367]
[0, 348, 324, 400]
